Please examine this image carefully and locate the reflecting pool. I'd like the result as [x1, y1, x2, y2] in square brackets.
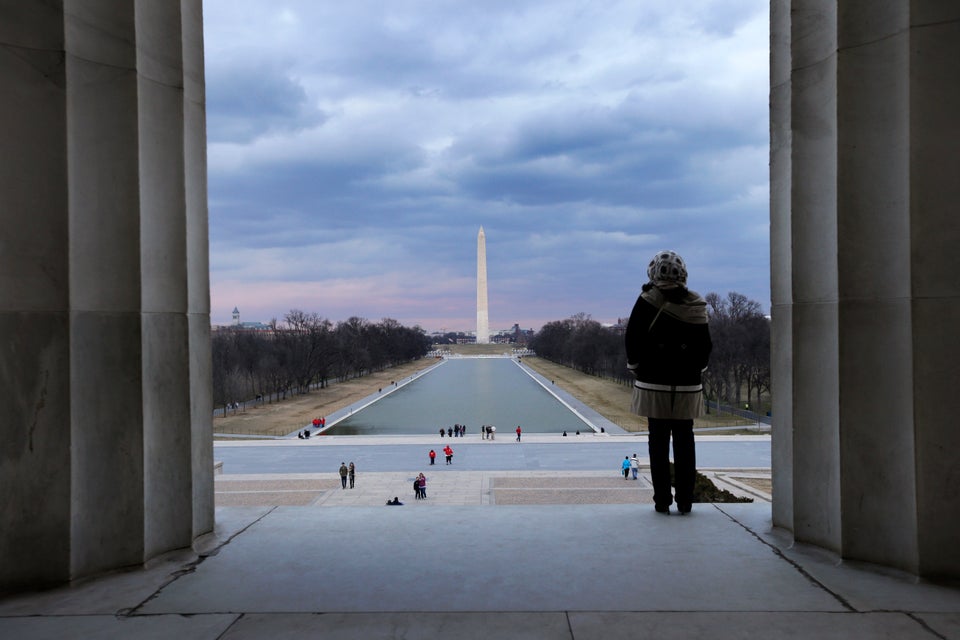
[326, 358, 592, 436]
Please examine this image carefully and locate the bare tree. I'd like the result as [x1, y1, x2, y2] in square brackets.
[211, 312, 430, 410]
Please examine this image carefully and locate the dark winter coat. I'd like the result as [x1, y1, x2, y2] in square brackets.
[625, 285, 712, 419]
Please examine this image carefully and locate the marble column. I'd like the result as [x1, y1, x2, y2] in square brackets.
[768, 0, 793, 533]
[183, 0, 215, 541]
[771, 0, 960, 579]
[66, 0, 146, 578]
[476, 226, 490, 344]
[0, 0, 72, 590]
[0, 0, 212, 591]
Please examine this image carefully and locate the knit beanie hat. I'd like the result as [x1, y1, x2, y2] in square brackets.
[647, 250, 688, 288]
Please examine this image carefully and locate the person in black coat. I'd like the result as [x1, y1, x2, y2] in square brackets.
[625, 250, 712, 515]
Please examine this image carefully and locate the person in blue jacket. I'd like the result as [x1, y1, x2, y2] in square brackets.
[622, 456, 631, 480]
[625, 250, 712, 515]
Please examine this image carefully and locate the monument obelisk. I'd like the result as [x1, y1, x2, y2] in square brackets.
[476, 227, 490, 344]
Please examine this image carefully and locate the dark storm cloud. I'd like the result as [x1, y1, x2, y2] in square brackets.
[203, 1, 771, 330]
[206, 61, 326, 143]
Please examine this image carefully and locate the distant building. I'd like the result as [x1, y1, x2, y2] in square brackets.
[213, 307, 273, 332]
[609, 319, 627, 335]
[429, 325, 533, 346]
[491, 324, 535, 344]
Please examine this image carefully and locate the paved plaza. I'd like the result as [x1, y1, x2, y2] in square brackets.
[211, 433, 772, 510]
[214, 469, 769, 508]
[2, 435, 959, 639]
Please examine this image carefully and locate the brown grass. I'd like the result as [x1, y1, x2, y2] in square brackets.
[521, 356, 755, 433]
[734, 477, 772, 494]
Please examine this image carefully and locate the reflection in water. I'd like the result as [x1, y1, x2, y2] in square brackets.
[327, 358, 591, 436]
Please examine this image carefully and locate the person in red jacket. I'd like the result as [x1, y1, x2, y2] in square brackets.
[625, 250, 712, 516]
[429, 449, 437, 465]
[515, 425, 522, 441]
[443, 445, 453, 465]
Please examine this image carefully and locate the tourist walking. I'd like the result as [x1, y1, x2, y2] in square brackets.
[622, 456, 631, 480]
[630, 454, 640, 480]
[348, 462, 356, 489]
[429, 449, 437, 465]
[625, 250, 712, 515]
[443, 445, 453, 465]
[516, 425, 522, 442]
[339, 462, 348, 489]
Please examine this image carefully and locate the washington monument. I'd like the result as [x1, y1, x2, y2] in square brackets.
[476, 227, 490, 344]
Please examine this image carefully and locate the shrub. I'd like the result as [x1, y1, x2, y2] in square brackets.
[670, 462, 752, 503]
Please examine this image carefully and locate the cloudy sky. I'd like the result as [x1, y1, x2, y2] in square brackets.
[203, 0, 770, 333]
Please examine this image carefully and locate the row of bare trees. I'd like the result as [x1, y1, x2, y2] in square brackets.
[702, 292, 770, 412]
[528, 292, 771, 412]
[212, 311, 432, 415]
[529, 313, 630, 381]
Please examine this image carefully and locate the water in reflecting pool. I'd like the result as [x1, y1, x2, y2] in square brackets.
[326, 358, 592, 436]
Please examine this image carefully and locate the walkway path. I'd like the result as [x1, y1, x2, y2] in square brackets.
[213, 434, 773, 474]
